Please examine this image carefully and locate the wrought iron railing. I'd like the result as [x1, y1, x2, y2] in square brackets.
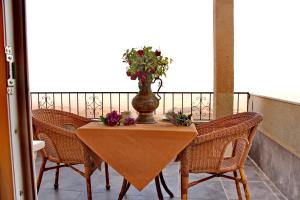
[30, 92, 250, 121]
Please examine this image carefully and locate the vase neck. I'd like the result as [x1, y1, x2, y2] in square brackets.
[139, 80, 152, 94]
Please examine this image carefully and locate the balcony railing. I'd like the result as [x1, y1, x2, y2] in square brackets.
[30, 92, 249, 121]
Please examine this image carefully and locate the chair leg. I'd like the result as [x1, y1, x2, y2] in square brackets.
[85, 175, 92, 200]
[104, 162, 110, 190]
[155, 176, 164, 200]
[37, 158, 47, 192]
[159, 172, 174, 198]
[54, 163, 60, 189]
[180, 157, 189, 200]
[233, 170, 242, 200]
[240, 168, 251, 200]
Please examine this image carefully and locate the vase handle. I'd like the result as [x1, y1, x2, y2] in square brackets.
[152, 77, 162, 100]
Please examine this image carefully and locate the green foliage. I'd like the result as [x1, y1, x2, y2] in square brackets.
[166, 111, 193, 126]
[122, 46, 173, 85]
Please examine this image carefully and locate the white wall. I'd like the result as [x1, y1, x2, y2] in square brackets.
[26, 0, 213, 92]
[235, 0, 300, 102]
[26, 0, 300, 103]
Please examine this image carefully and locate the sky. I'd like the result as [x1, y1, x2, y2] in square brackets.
[26, 0, 300, 103]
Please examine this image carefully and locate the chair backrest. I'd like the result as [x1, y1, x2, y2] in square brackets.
[32, 109, 91, 163]
[188, 112, 263, 173]
[32, 109, 89, 129]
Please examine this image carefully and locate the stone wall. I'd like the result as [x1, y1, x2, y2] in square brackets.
[249, 94, 300, 200]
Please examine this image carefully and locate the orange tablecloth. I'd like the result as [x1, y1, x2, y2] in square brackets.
[76, 122, 197, 190]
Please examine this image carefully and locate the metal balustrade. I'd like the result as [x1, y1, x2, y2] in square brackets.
[30, 92, 250, 121]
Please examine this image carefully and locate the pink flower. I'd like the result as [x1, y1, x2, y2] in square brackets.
[131, 75, 137, 80]
[136, 71, 143, 78]
[137, 50, 144, 57]
[105, 111, 121, 126]
[124, 117, 135, 126]
[155, 50, 161, 56]
[140, 75, 146, 83]
[150, 67, 156, 73]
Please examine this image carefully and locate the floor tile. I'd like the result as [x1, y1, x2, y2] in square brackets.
[36, 157, 286, 200]
[40, 166, 85, 192]
[38, 188, 82, 200]
[223, 181, 278, 200]
[188, 181, 227, 199]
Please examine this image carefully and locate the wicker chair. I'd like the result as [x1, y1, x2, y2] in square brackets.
[178, 112, 263, 200]
[32, 109, 110, 200]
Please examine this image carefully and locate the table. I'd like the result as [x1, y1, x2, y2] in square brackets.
[32, 140, 45, 161]
[32, 140, 45, 188]
[76, 121, 197, 193]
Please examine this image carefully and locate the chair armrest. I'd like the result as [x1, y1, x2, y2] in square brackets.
[70, 114, 92, 128]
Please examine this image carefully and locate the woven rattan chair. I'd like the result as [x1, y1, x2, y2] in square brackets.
[178, 112, 263, 200]
[32, 109, 110, 200]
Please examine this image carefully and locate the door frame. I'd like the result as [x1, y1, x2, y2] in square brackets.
[1, 0, 36, 199]
[0, 0, 14, 199]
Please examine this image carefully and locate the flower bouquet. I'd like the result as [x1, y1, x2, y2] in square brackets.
[165, 111, 193, 126]
[123, 46, 172, 86]
[101, 111, 135, 126]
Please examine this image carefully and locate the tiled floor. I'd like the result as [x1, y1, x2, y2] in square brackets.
[36, 157, 287, 200]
